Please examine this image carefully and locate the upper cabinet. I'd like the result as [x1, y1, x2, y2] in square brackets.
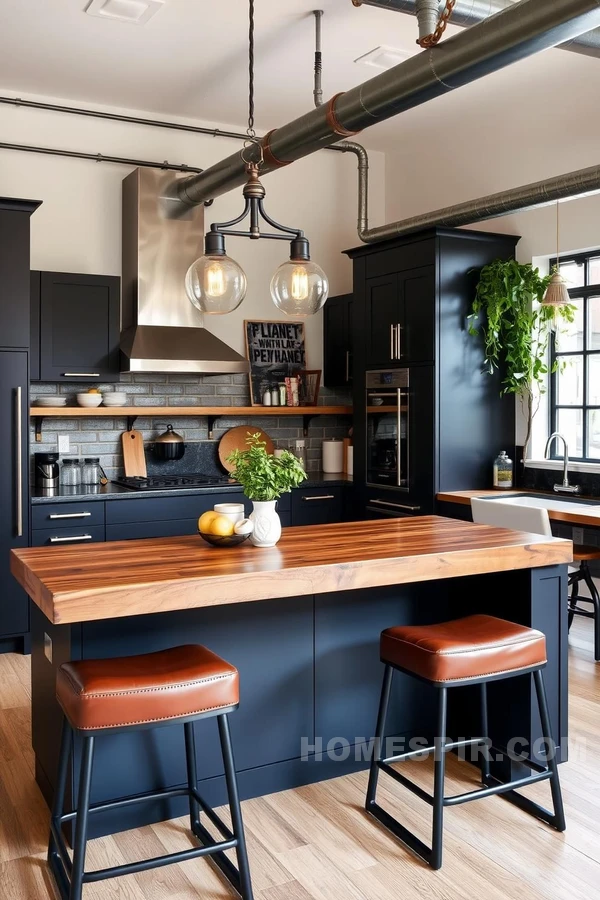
[364, 266, 435, 368]
[31, 271, 121, 382]
[0, 200, 40, 350]
[323, 292, 353, 387]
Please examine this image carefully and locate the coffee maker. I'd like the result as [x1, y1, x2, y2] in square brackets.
[34, 452, 59, 491]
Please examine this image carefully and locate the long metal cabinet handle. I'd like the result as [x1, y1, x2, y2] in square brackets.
[49, 512, 92, 520]
[345, 350, 350, 382]
[368, 499, 421, 512]
[301, 495, 335, 501]
[398, 387, 409, 489]
[62, 372, 100, 377]
[50, 534, 93, 543]
[390, 324, 395, 360]
[396, 323, 402, 359]
[15, 386, 23, 537]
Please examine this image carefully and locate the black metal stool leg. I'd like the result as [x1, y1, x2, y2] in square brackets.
[533, 670, 566, 832]
[184, 721, 201, 833]
[479, 682, 490, 784]
[430, 688, 448, 871]
[568, 569, 579, 630]
[69, 735, 95, 900]
[48, 718, 72, 899]
[581, 562, 600, 662]
[218, 715, 254, 900]
[366, 664, 393, 808]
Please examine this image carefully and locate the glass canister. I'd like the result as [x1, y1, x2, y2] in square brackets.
[81, 457, 102, 485]
[60, 458, 82, 487]
[493, 450, 513, 489]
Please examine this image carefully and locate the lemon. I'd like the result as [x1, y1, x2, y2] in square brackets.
[198, 510, 219, 533]
[210, 515, 235, 537]
[87, 388, 101, 394]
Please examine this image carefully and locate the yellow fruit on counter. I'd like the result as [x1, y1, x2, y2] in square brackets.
[87, 388, 101, 394]
[210, 515, 235, 537]
[198, 511, 218, 533]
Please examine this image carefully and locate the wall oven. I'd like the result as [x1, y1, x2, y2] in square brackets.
[365, 368, 421, 518]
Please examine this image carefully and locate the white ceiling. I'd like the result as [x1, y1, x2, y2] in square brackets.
[0, 0, 599, 153]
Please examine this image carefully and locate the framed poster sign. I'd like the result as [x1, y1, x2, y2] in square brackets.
[245, 320, 306, 406]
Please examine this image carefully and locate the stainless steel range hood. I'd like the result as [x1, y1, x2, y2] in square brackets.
[121, 167, 249, 374]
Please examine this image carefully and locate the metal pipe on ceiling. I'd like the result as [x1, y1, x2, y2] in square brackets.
[362, 164, 600, 241]
[175, 0, 600, 208]
[0, 140, 202, 173]
[352, 0, 600, 57]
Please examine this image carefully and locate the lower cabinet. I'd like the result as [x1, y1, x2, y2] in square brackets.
[292, 487, 343, 526]
[31, 525, 106, 547]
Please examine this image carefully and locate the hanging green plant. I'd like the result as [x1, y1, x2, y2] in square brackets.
[467, 258, 575, 458]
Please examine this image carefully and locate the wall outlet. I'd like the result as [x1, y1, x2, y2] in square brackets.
[295, 440, 306, 451]
[58, 434, 70, 454]
[573, 527, 584, 545]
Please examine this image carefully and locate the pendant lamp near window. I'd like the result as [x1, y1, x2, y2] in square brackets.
[542, 200, 571, 308]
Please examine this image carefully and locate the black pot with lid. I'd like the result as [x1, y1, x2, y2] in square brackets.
[152, 424, 185, 461]
[34, 452, 59, 490]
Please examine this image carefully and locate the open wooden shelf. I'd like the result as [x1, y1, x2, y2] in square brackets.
[31, 405, 353, 441]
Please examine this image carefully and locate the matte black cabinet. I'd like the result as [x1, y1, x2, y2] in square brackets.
[0, 203, 38, 350]
[0, 352, 30, 639]
[347, 228, 519, 518]
[31, 271, 121, 382]
[323, 293, 353, 387]
[365, 266, 435, 367]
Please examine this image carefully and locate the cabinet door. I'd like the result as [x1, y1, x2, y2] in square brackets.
[0, 209, 31, 349]
[0, 352, 30, 637]
[323, 293, 353, 387]
[365, 274, 400, 368]
[399, 266, 435, 364]
[38, 272, 121, 382]
[292, 487, 343, 526]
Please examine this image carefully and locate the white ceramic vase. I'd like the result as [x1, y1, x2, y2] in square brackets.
[249, 500, 281, 548]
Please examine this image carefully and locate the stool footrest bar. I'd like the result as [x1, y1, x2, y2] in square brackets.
[483, 774, 563, 828]
[193, 819, 243, 895]
[443, 770, 551, 807]
[378, 761, 434, 806]
[83, 838, 238, 883]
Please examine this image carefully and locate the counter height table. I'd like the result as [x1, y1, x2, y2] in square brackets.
[11, 517, 573, 839]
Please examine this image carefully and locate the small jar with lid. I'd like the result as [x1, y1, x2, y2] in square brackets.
[81, 457, 102, 485]
[493, 450, 513, 489]
[60, 458, 82, 487]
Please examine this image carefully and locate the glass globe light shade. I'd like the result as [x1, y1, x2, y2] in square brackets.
[270, 259, 329, 316]
[185, 253, 247, 315]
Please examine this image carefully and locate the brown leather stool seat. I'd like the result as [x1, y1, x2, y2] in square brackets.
[573, 544, 600, 562]
[56, 644, 239, 732]
[380, 614, 547, 684]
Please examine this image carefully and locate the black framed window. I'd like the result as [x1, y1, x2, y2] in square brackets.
[550, 250, 600, 461]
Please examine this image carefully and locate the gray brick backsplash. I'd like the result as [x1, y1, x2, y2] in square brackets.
[30, 376, 351, 478]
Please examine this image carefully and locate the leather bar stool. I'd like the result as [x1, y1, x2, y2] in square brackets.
[569, 544, 600, 661]
[48, 645, 254, 900]
[366, 614, 566, 870]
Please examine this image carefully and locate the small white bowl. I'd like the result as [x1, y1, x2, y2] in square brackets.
[102, 398, 127, 407]
[106, 392, 127, 400]
[36, 397, 66, 406]
[77, 393, 103, 408]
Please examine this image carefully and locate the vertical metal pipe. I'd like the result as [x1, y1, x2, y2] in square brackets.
[313, 10, 324, 107]
[415, 0, 442, 39]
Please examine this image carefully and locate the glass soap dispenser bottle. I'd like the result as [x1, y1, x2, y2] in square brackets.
[493, 450, 513, 490]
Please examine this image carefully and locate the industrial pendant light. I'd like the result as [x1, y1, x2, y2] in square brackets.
[185, 0, 328, 317]
[542, 200, 570, 309]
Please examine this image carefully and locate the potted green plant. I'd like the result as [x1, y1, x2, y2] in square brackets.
[227, 433, 307, 547]
[468, 259, 575, 459]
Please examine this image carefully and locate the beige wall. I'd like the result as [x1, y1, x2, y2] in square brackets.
[0, 90, 386, 374]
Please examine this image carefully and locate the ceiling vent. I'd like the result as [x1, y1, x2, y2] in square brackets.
[354, 45, 414, 70]
[85, 0, 165, 25]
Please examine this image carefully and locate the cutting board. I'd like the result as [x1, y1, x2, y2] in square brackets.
[121, 429, 147, 477]
[219, 426, 274, 473]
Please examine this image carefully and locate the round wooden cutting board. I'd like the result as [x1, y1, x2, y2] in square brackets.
[219, 426, 275, 473]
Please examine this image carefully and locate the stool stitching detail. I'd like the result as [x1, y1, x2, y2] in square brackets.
[59, 669, 236, 698]
[68, 700, 238, 730]
[383, 632, 544, 656]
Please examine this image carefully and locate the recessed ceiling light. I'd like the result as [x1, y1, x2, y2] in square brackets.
[354, 45, 414, 70]
[85, 0, 166, 25]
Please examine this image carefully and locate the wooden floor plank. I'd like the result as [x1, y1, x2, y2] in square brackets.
[0, 619, 597, 899]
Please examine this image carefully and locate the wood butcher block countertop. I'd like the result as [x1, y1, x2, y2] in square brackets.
[11, 517, 572, 626]
[437, 489, 600, 528]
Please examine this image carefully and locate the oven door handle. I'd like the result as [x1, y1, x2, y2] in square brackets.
[397, 387, 409, 488]
[368, 499, 421, 512]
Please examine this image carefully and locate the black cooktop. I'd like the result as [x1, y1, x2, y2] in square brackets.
[112, 474, 233, 492]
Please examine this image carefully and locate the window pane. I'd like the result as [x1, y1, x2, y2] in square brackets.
[557, 408, 583, 457]
[556, 298, 583, 352]
[556, 356, 583, 405]
[587, 410, 600, 460]
[588, 257, 600, 285]
[558, 260, 584, 288]
[588, 355, 600, 404]
[588, 298, 600, 350]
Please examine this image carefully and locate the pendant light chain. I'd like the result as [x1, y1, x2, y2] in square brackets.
[556, 199, 560, 270]
[417, 0, 456, 49]
[247, 0, 255, 139]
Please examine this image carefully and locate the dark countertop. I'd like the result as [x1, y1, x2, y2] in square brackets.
[30, 472, 353, 504]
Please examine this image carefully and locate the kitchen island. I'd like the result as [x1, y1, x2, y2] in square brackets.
[11, 517, 572, 839]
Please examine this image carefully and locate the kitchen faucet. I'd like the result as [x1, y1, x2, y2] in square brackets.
[544, 432, 581, 494]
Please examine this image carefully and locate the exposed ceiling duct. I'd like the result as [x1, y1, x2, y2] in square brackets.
[352, 0, 600, 57]
[174, 0, 600, 208]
